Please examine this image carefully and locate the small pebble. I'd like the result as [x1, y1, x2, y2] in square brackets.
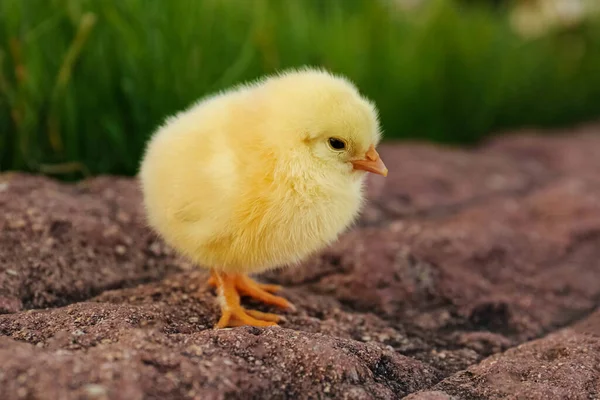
[187, 345, 203, 356]
[83, 384, 108, 398]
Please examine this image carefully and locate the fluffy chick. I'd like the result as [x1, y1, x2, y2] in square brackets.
[139, 67, 387, 328]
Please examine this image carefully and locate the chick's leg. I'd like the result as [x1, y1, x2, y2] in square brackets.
[212, 272, 284, 329]
[208, 272, 282, 293]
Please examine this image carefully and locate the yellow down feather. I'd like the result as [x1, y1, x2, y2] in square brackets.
[139, 67, 382, 274]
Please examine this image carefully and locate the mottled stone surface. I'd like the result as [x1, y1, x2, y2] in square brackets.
[2, 123, 600, 399]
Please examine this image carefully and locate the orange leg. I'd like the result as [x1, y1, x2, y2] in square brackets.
[209, 271, 293, 329]
[208, 272, 282, 294]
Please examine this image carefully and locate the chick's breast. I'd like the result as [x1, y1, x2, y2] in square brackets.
[140, 94, 364, 275]
[221, 150, 365, 274]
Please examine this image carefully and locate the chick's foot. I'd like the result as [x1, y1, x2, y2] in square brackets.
[209, 272, 294, 329]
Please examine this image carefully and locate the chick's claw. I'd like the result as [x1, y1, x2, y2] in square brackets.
[211, 272, 292, 329]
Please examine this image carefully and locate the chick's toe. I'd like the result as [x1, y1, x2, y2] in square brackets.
[235, 275, 294, 310]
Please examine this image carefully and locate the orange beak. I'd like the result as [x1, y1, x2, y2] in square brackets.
[351, 144, 388, 177]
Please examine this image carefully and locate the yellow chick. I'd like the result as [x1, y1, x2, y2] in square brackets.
[139, 67, 387, 328]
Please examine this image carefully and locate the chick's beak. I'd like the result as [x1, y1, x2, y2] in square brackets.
[351, 144, 388, 177]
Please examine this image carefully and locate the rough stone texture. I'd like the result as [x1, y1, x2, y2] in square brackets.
[2, 123, 600, 399]
[408, 309, 600, 400]
[0, 174, 191, 313]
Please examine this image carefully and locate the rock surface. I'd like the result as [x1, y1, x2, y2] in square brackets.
[2, 123, 600, 399]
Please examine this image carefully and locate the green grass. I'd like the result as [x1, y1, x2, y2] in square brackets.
[2, 0, 600, 177]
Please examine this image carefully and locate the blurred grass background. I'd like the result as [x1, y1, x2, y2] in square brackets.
[1, 0, 600, 177]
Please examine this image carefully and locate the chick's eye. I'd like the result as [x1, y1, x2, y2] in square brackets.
[328, 137, 346, 150]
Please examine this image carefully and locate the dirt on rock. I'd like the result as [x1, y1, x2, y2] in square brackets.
[2, 123, 600, 399]
[408, 310, 600, 400]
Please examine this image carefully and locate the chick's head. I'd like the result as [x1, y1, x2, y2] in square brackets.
[257, 68, 387, 181]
